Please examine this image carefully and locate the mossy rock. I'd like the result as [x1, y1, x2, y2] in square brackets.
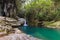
[44, 21, 60, 28]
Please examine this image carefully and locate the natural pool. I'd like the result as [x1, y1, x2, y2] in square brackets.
[19, 26, 60, 40]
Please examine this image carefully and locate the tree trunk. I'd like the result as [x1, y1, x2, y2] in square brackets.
[2, 0, 17, 18]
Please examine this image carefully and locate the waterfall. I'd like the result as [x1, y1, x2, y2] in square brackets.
[23, 20, 28, 26]
[18, 18, 28, 26]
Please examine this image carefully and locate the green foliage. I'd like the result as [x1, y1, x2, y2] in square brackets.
[25, 0, 55, 21]
[16, 0, 22, 13]
[15, 0, 60, 26]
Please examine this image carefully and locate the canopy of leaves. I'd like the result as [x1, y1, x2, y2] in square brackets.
[25, 0, 55, 21]
[15, 0, 60, 21]
[25, 0, 53, 10]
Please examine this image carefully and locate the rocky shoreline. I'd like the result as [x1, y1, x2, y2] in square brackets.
[0, 34, 41, 40]
[0, 16, 41, 40]
[0, 28, 41, 40]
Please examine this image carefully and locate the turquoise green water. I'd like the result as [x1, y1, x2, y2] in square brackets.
[19, 26, 60, 40]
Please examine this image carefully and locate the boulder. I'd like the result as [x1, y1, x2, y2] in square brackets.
[0, 32, 41, 40]
[0, 16, 22, 27]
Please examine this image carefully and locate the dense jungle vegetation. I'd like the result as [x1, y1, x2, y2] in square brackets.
[2, 0, 60, 26]
[16, 0, 60, 26]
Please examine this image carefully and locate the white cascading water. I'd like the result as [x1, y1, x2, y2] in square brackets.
[23, 20, 28, 30]
[23, 20, 28, 26]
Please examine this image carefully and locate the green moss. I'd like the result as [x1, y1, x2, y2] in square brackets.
[43, 21, 60, 28]
[43, 21, 55, 26]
